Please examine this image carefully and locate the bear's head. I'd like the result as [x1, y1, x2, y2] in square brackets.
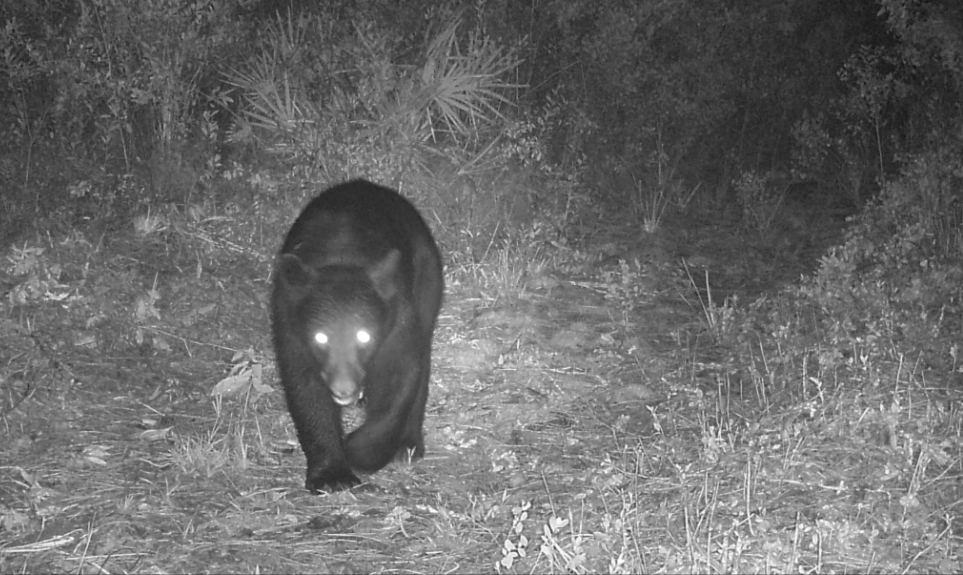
[276, 250, 400, 405]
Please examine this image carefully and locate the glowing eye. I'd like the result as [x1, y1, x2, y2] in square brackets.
[314, 332, 328, 345]
[356, 330, 371, 344]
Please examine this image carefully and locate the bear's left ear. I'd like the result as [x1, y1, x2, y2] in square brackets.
[368, 249, 400, 302]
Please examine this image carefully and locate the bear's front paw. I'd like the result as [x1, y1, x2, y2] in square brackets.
[305, 466, 361, 493]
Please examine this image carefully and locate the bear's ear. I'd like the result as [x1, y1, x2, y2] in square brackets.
[368, 249, 400, 302]
[277, 254, 316, 290]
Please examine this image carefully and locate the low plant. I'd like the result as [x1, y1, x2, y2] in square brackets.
[633, 176, 669, 234]
[601, 258, 646, 316]
[683, 262, 736, 343]
[733, 170, 784, 234]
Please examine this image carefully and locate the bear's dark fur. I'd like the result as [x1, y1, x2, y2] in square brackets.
[271, 180, 443, 492]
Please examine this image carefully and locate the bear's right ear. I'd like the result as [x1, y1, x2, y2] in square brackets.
[277, 254, 316, 289]
[368, 249, 400, 302]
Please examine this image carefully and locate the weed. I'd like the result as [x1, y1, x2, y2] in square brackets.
[733, 170, 785, 234]
[496, 500, 532, 572]
[211, 349, 269, 401]
[601, 258, 646, 314]
[682, 261, 736, 342]
[4, 244, 69, 306]
[633, 176, 669, 234]
[169, 429, 234, 479]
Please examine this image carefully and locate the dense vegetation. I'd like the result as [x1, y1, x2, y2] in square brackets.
[1, 0, 960, 572]
[3, 0, 961, 252]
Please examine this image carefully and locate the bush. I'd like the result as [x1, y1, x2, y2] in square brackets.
[799, 137, 963, 358]
[226, 9, 521, 186]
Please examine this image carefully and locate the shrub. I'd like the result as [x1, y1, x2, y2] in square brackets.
[800, 137, 963, 357]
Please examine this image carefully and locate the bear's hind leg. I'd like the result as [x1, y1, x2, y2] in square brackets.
[397, 351, 431, 461]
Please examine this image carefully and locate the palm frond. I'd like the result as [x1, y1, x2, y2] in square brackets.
[418, 15, 523, 138]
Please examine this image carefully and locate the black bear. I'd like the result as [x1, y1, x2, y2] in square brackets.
[270, 180, 443, 492]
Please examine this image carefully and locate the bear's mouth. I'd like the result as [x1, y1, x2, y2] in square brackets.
[332, 389, 364, 407]
[333, 395, 355, 407]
